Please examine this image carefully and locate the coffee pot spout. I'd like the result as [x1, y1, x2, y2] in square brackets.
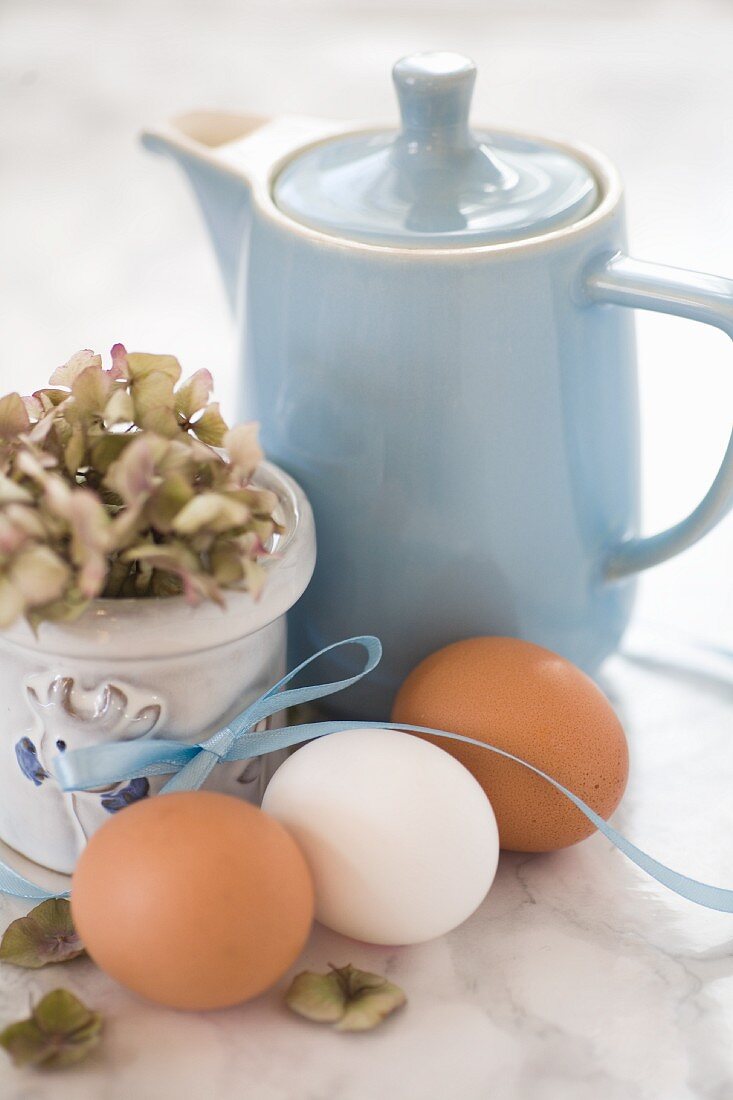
[141, 110, 268, 311]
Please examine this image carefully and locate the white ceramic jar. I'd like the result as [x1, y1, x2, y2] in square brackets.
[0, 462, 315, 874]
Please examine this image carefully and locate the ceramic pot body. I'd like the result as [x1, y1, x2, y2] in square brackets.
[0, 463, 315, 873]
[241, 144, 637, 715]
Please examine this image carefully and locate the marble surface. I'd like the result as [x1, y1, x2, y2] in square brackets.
[1, 641, 732, 1100]
[1, 0, 733, 1097]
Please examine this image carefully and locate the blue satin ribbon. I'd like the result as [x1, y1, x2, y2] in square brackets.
[2, 635, 732, 914]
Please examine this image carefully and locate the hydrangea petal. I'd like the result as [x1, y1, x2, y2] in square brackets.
[67, 491, 110, 598]
[49, 350, 102, 387]
[0, 474, 32, 505]
[0, 577, 24, 627]
[192, 402, 229, 446]
[126, 352, 181, 383]
[172, 492, 249, 535]
[63, 422, 85, 475]
[10, 546, 71, 607]
[137, 405, 180, 439]
[104, 436, 159, 504]
[175, 369, 214, 419]
[0, 394, 31, 439]
[71, 364, 116, 415]
[103, 388, 134, 426]
[224, 422, 263, 477]
[109, 343, 129, 379]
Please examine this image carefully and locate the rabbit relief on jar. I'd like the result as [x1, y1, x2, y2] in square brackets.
[15, 674, 163, 856]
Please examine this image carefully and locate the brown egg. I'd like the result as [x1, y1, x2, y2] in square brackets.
[392, 637, 628, 852]
[71, 791, 314, 1010]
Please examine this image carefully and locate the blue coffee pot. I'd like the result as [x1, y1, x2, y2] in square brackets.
[143, 52, 733, 716]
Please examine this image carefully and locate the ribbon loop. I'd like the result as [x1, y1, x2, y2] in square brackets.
[223, 635, 383, 736]
[51, 636, 382, 794]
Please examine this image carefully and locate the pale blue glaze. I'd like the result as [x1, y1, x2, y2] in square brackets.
[142, 67, 733, 718]
[273, 53, 599, 247]
[242, 204, 640, 715]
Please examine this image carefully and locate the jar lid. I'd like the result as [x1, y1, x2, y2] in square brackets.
[273, 52, 599, 248]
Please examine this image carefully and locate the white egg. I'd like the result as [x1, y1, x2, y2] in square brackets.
[262, 728, 500, 945]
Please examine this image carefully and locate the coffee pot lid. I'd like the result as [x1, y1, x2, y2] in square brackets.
[273, 52, 599, 248]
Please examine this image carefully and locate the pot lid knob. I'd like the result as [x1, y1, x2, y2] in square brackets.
[393, 52, 479, 153]
[391, 52, 514, 196]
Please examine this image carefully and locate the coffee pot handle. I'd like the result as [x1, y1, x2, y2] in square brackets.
[584, 252, 733, 579]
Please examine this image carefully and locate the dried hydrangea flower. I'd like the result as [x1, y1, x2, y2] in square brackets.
[0, 345, 280, 627]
